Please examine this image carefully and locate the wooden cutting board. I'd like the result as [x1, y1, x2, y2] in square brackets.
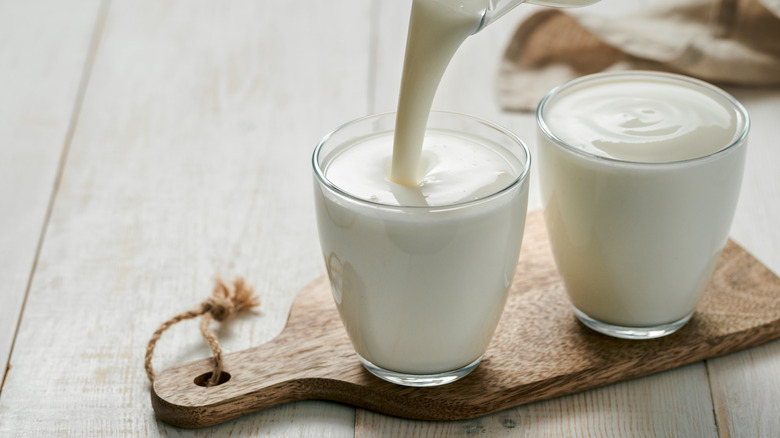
[151, 211, 780, 428]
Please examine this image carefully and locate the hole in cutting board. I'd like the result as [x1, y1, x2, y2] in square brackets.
[193, 372, 231, 387]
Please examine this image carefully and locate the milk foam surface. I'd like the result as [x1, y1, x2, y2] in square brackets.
[325, 131, 519, 207]
[544, 76, 740, 162]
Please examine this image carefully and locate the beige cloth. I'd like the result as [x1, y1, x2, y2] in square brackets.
[497, 0, 780, 111]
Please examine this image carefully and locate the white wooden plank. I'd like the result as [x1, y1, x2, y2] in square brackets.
[0, 0, 102, 386]
[708, 341, 780, 438]
[0, 0, 368, 435]
[357, 364, 717, 437]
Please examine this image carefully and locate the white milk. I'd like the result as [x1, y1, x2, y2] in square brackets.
[538, 72, 748, 328]
[390, 0, 485, 185]
[543, 77, 739, 162]
[327, 131, 519, 207]
[314, 119, 529, 374]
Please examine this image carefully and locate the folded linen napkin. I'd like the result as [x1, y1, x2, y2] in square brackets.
[497, 0, 780, 111]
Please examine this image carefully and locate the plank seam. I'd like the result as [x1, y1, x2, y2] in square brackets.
[705, 360, 726, 438]
[0, 0, 111, 395]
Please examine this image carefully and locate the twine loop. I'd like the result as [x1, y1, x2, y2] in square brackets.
[145, 277, 260, 387]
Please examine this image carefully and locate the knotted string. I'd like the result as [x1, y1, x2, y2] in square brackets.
[144, 277, 260, 386]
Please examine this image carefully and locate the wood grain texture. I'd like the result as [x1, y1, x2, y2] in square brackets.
[152, 211, 780, 428]
[708, 341, 780, 438]
[0, 0, 367, 435]
[0, 0, 102, 384]
[355, 363, 717, 438]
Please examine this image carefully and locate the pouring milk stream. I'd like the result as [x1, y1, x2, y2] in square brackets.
[390, 0, 598, 186]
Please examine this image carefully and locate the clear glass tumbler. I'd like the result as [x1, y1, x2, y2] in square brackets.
[313, 111, 531, 386]
[537, 71, 749, 339]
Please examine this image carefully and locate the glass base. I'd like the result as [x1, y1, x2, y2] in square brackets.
[572, 306, 693, 340]
[358, 355, 482, 387]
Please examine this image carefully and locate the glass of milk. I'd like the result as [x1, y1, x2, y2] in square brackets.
[537, 71, 749, 339]
[313, 111, 531, 386]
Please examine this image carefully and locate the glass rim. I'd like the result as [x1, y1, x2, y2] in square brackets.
[536, 71, 750, 168]
[312, 110, 531, 210]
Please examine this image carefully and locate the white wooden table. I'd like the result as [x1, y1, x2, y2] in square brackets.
[1, 0, 779, 436]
